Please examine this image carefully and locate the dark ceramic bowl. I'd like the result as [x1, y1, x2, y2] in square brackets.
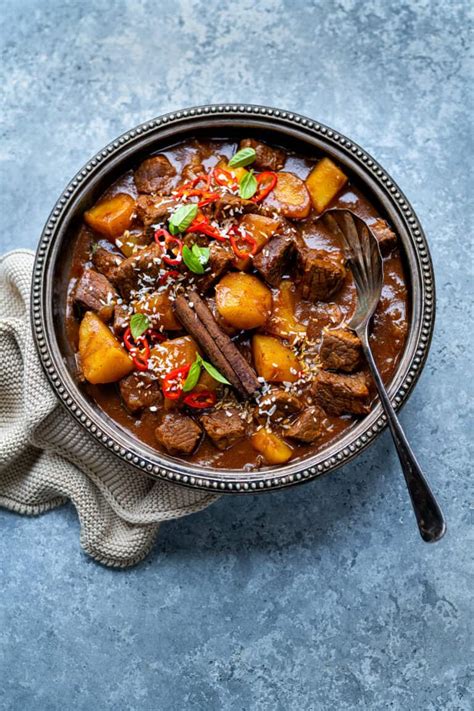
[32, 104, 435, 493]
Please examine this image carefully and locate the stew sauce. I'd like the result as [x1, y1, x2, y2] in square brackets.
[66, 138, 408, 470]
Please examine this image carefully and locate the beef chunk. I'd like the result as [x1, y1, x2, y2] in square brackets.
[135, 194, 178, 227]
[320, 328, 362, 372]
[198, 241, 234, 292]
[134, 155, 176, 194]
[370, 218, 397, 256]
[240, 138, 286, 172]
[181, 151, 205, 182]
[92, 246, 123, 283]
[113, 303, 130, 334]
[201, 408, 246, 450]
[256, 387, 303, 420]
[73, 268, 117, 321]
[155, 413, 202, 455]
[253, 234, 295, 286]
[298, 247, 346, 301]
[286, 406, 325, 443]
[312, 370, 371, 415]
[119, 372, 163, 413]
[306, 303, 343, 343]
[211, 194, 259, 221]
[113, 243, 163, 299]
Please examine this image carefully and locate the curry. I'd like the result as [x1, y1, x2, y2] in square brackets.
[66, 137, 408, 470]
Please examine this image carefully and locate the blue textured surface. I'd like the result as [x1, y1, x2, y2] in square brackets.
[1, 1, 472, 709]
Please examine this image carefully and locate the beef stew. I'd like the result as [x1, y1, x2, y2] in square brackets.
[66, 137, 409, 470]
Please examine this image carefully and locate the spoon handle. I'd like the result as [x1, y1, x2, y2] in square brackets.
[359, 335, 446, 542]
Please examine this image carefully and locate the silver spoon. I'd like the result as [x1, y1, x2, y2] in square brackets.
[321, 208, 446, 542]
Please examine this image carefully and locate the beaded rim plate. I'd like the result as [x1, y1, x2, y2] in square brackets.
[31, 104, 435, 493]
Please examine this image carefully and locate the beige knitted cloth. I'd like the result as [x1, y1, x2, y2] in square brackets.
[0, 250, 219, 567]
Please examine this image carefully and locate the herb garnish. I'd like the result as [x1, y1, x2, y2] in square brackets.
[228, 147, 256, 168]
[182, 244, 210, 274]
[182, 353, 231, 391]
[238, 170, 258, 199]
[130, 313, 150, 340]
[169, 204, 198, 235]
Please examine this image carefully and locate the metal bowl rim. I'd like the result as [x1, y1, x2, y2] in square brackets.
[31, 103, 435, 494]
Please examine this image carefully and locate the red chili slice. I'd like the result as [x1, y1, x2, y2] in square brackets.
[183, 390, 217, 409]
[175, 173, 211, 197]
[162, 363, 191, 400]
[123, 327, 150, 371]
[212, 166, 238, 190]
[154, 229, 183, 266]
[253, 171, 278, 203]
[198, 191, 220, 207]
[228, 225, 258, 259]
[159, 269, 180, 285]
[186, 217, 227, 242]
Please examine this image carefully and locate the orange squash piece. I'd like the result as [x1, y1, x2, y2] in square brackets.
[215, 273, 272, 330]
[251, 429, 293, 464]
[267, 281, 306, 343]
[84, 193, 136, 240]
[264, 172, 311, 219]
[305, 158, 348, 213]
[252, 334, 301, 383]
[149, 336, 200, 382]
[79, 311, 133, 384]
[135, 290, 182, 331]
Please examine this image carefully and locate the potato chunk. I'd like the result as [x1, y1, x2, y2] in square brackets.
[305, 158, 348, 213]
[264, 172, 311, 220]
[233, 214, 280, 270]
[149, 336, 199, 381]
[79, 311, 133, 384]
[84, 193, 136, 240]
[135, 289, 182, 330]
[267, 282, 306, 343]
[215, 273, 272, 330]
[251, 429, 293, 464]
[252, 334, 301, 382]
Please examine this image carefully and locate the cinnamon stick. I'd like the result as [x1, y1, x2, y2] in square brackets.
[174, 292, 260, 397]
[189, 291, 260, 396]
[174, 294, 245, 394]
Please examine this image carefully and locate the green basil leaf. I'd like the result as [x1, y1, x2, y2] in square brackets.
[182, 245, 205, 274]
[202, 359, 231, 385]
[168, 204, 198, 235]
[130, 313, 149, 340]
[191, 243, 210, 265]
[228, 147, 256, 168]
[182, 359, 202, 392]
[238, 170, 257, 199]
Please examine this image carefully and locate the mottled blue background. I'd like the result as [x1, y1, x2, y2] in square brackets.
[1, 1, 472, 709]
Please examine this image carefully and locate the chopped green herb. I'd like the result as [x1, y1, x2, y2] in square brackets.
[238, 170, 258, 199]
[169, 204, 198, 235]
[201, 359, 231, 385]
[182, 353, 230, 392]
[130, 313, 149, 340]
[182, 358, 202, 392]
[228, 147, 256, 168]
[182, 244, 210, 274]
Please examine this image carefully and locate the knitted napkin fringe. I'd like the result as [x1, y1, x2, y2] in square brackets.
[0, 250, 219, 567]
